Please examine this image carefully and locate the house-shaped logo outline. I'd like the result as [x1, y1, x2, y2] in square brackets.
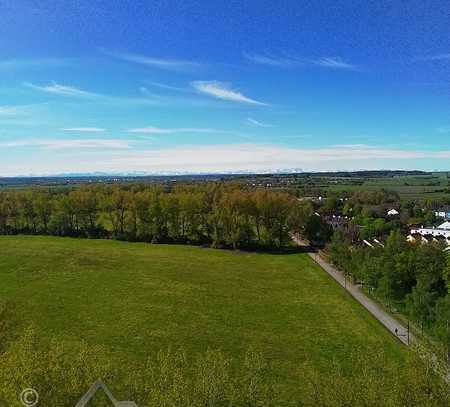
[75, 379, 137, 407]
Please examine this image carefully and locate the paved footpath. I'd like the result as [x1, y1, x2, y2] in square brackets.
[293, 237, 414, 346]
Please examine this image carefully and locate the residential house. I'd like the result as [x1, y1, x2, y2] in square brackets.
[409, 221, 450, 245]
[387, 208, 399, 217]
[434, 207, 450, 220]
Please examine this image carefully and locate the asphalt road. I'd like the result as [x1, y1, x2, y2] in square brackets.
[293, 236, 414, 346]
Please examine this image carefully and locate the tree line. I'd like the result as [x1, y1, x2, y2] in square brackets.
[0, 184, 315, 250]
[329, 230, 450, 354]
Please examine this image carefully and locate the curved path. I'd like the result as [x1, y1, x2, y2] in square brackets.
[293, 236, 414, 346]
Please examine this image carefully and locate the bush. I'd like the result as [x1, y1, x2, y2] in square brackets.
[0, 326, 115, 407]
[0, 326, 448, 406]
[0, 328, 273, 407]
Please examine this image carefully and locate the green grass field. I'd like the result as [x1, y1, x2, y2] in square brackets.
[0, 236, 407, 400]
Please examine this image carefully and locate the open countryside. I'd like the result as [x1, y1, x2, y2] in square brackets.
[0, 176, 449, 405]
[2, 1, 450, 405]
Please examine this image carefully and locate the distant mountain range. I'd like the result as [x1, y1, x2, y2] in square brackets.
[0, 169, 434, 180]
[3, 168, 307, 178]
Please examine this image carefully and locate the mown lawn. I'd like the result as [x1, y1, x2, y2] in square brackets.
[0, 236, 406, 399]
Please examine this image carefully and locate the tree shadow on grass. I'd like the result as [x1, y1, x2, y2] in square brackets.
[228, 243, 316, 256]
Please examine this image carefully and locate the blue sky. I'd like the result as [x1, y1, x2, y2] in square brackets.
[1, 0, 450, 175]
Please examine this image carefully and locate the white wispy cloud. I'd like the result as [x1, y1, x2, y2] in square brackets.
[24, 82, 97, 97]
[243, 52, 302, 68]
[415, 53, 450, 61]
[24, 82, 179, 107]
[280, 134, 313, 139]
[246, 117, 272, 127]
[0, 58, 68, 70]
[137, 86, 223, 108]
[244, 52, 355, 70]
[61, 127, 106, 132]
[313, 57, 355, 70]
[0, 105, 27, 116]
[0, 104, 47, 117]
[128, 126, 225, 134]
[103, 50, 201, 71]
[0, 139, 129, 150]
[147, 82, 188, 92]
[192, 81, 268, 106]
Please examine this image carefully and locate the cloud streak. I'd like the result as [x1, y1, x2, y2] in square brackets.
[146, 82, 188, 93]
[61, 127, 106, 132]
[312, 57, 355, 70]
[192, 81, 268, 106]
[103, 50, 201, 71]
[128, 126, 226, 134]
[0, 104, 46, 116]
[244, 52, 355, 70]
[246, 117, 272, 127]
[0, 105, 27, 116]
[0, 139, 129, 150]
[22, 83, 162, 107]
[0, 58, 68, 70]
[24, 82, 97, 97]
[415, 53, 450, 61]
[243, 52, 302, 68]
